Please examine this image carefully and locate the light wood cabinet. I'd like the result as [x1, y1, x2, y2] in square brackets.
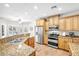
[58, 37, 65, 49]
[36, 19, 45, 26]
[24, 37, 35, 48]
[48, 15, 59, 27]
[64, 37, 72, 51]
[44, 32, 48, 45]
[58, 36, 79, 51]
[54, 16, 59, 25]
[59, 18, 66, 31]
[48, 17, 54, 26]
[58, 36, 72, 51]
[59, 15, 79, 31]
[77, 16, 79, 30]
[65, 17, 73, 31]
[72, 37, 79, 43]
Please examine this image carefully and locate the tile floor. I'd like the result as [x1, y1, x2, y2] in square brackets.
[35, 43, 70, 56]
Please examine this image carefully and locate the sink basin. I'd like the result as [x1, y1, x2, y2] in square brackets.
[9, 38, 23, 45]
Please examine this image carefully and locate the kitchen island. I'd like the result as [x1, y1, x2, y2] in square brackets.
[0, 43, 35, 56]
[0, 34, 35, 56]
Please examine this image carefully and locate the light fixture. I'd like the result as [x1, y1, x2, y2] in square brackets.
[58, 7, 62, 11]
[4, 4, 10, 7]
[18, 18, 22, 24]
[25, 12, 28, 15]
[34, 5, 38, 10]
[43, 13, 47, 16]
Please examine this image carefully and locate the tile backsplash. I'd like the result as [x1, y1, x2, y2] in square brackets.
[60, 31, 79, 36]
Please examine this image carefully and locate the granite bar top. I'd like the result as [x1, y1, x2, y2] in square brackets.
[69, 43, 79, 56]
[0, 43, 35, 56]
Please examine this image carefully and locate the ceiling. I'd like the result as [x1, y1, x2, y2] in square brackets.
[0, 3, 79, 22]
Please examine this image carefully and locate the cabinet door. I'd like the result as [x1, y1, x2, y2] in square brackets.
[44, 32, 48, 45]
[58, 37, 65, 49]
[39, 20, 45, 26]
[77, 16, 79, 30]
[59, 18, 66, 31]
[29, 37, 35, 48]
[48, 17, 54, 26]
[53, 16, 59, 25]
[64, 38, 72, 51]
[36, 19, 45, 26]
[72, 38, 79, 43]
[58, 37, 72, 51]
[65, 17, 72, 31]
[72, 16, 78, 30]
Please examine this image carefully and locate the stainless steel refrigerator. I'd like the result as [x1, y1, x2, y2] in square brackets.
[35, 26, 44, 44]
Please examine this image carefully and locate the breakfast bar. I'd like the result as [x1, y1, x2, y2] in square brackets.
[0, 34, 35, 56]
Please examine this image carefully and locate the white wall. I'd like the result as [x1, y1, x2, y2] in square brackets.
[0, 17, 36, 37]
[21, 21, 36, 37]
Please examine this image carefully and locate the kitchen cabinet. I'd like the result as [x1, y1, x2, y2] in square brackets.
[44, 32, 48, 45]
[58, 36, 79, 51]
[58, 36, 72, 51]
[54, 16, 59, 25]
[48, 17, 54, 26]
[24, 37, 35, 48]
[59, 18, 66, 31]
[77, 16, 79, 30]
[36, 19, 45, 27]
[58, 37, 65, 49]
[72, 16, 78, 30]
[65, 17, 73, 31]
[72, 37, 79, 43]
[29, 37, 35, 48]
[48, 15, 59, 27]
[64, 37, 72, 51]
[59, 15, 79, 31]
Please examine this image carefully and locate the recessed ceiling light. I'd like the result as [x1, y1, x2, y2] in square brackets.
[4, 4, 10, 7]
[58, 7, 62, 11]
[43, 13, 47, 16]
[34, 5, 38, 10]
[25, 12, 28, 15]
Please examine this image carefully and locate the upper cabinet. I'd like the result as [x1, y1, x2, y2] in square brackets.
[47, 15, 59, 27]
[59, 15, 79, 31]
[36, 19, 45, 27]
[65, 17, 73, 31]
[72, 16, 79, 31]
[59, 18, 66, 31]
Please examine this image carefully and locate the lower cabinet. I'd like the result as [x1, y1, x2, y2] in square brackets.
[72, 38, 79, 43]
[58, 36, 79, 51]
[58, 37, 72, 51]
[24, 37, 35, 48]
[58, 37, 65, 49]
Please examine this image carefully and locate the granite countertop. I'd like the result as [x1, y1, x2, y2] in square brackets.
[58, 36, 79, 38]
[69, 43, 79, 56]
[0, 43, 35, 56]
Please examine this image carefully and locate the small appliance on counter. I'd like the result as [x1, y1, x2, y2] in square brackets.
[69, 32, 75, 37]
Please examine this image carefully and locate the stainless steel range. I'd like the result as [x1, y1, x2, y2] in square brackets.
[48, 26, 59, 48]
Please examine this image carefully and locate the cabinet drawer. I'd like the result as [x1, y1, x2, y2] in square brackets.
[72, 38, 79, 43]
